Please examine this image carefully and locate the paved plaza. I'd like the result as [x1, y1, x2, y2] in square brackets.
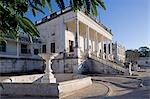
[1, 69, 150, 99]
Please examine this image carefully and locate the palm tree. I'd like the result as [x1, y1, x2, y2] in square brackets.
[70, 0, 106, 16]
[0, 0, 106, 41]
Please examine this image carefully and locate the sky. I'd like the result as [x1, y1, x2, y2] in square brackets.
[26, 0, 150, 50]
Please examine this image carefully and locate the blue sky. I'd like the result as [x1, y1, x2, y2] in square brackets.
[26, 0, 150, 50]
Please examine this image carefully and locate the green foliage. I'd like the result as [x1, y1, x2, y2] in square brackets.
[126, 50, 139, 62]
[126, 46, 150, 62]
[70, 0, 106, 16]
[138, 46, 150, 57]
[0, 0, 106, 41]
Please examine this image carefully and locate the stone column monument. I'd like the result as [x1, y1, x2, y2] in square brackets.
[129, 62, 132, 76]
[39, 53, 58, 83]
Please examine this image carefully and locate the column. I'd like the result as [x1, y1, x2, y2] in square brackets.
[95, 32, 98, 57]
[30, 43, 34, 55]
[110, 40, 113, 60]
[17, 42, 19, 57]
[101, 36, 104, 59]
[74, 17, 80, 57]
[62, 17, 66, 52]
[86, 26, 90, 56]
[86, 26, 89, 51]
[106, 40, 109, 60]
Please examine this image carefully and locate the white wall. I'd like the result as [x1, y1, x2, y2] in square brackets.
[138, 57, 150, 67]
[37, 11, 76, 53]
[66, 30, 75, 52]
[37, 18, 65, 53]
[6, 41, 17, 55]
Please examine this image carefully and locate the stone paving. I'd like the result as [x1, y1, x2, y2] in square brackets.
[1, 69, 150, 99]
[64, 69, 150, 99]
[63, 81, 109, 99]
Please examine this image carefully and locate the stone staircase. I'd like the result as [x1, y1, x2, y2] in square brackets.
[78, 59, 89, 74]
[88, 54, 129, 75]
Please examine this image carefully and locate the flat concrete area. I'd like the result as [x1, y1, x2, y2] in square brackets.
[1, 81, 109, 99]
[1, 68, 150, 99]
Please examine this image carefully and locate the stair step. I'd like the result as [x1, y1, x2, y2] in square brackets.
[89, 55, 128, 74]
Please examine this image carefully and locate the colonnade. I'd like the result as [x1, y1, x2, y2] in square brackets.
[66, 17, 113, 60]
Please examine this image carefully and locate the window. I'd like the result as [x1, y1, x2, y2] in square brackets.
[51, 32, 55, 36]
[34, 49, 39, 55]
[51, 43, 55, 53]
[69, 40, 74, 52]
[104, 44, 106, 53]
[145, 61, 148, 64]
[21, 44, 28, 54]
[108, 44, 111, 54]
[42, 45, 46, 53]
[0, 41, 6, 52]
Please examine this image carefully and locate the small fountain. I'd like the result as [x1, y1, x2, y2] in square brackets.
[0, 53, 92, 98]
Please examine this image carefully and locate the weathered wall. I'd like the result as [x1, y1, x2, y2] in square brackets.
[0, 58, 44, 73]
[52, 58, 83, 73]
[1, 83, 59, 97]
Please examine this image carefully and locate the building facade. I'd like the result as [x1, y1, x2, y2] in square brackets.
[137, 57, 150, 67]
[0, 33, 45, 73]
[112, 42, 125, 64]
[36, 7, 113, 73]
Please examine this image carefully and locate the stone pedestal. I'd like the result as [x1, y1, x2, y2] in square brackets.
[41, 74, 56, 83]
[39, 53, 58, 83]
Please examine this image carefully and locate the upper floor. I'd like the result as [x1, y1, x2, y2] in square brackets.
[0, 34, 41, 59]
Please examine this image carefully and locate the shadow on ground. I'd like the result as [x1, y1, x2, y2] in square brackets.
[84, 87, 150, 99]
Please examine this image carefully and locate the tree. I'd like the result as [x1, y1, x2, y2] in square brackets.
[0, 0, 106, 41]
[126, 50, 139, 62]
[138, 46, 150, 57]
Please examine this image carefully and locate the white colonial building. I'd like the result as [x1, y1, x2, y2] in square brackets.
[36, 7, 128, 74]
[0, 7, 128, 75]
[0, 33, 45, 74]
[112, 42, 126, 64]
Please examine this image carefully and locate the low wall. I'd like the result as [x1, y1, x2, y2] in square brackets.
[0, 83, 59, 97]
[58, 77, 92, 97]
[1, 74, 87, 83]
[0, 77, 92, 98]
[0, 58, 44, 73]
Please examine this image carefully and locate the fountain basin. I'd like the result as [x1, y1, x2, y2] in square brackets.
[0, 74, 92, 98]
